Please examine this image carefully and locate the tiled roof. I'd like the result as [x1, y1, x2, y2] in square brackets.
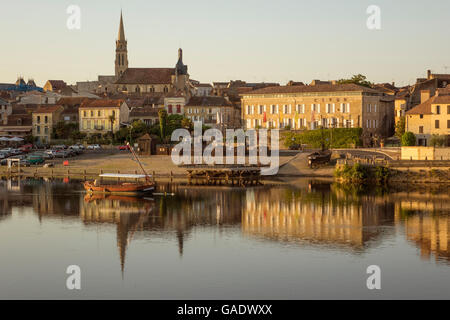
[115, 68, 174, 85]
[57, 97, 93, 106]
[47, 80, 67, 90]
[5, 114, 32, 126]
[33, 105, 64, 113]
[186, 96, 233, 107]
[405, 95, 450, 115]
[129, 106, 160, 117]
[240, 83, 380, 95]
[80, 99, 125, 109]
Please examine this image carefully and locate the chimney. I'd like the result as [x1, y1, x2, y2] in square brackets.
[420, 90, 430, 103]
[427, 69, 432, 79]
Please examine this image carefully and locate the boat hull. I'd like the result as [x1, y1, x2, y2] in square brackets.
[83, 181, 155, 196]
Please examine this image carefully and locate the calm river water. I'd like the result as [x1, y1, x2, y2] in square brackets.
[0, 178, 449, 299]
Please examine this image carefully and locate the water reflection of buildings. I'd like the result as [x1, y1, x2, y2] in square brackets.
[1, 179, 449, 269]
[79, 185, 243, 272]
[394, 192, 450, 263]
[242, 183, 395, 250]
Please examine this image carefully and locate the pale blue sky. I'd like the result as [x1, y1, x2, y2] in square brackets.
[1, 0, 449, 87]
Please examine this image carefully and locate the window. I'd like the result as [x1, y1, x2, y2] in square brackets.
[176, 105, 181, 113]
[37, 116, 40, 124]
[36, 126, 40, 133]
[98, 110, 101, 117]
[83, 111, 87, 117]
[374, 104, 377, 113]
[419, 126, 424, 133]
[420, 114, 423, 119]
[168, 105, 173, 113]
[90, 111, 94, 117]
[447, 119, 450, 128]
[436, 105, 441, 114]
[435, 120, 440, 129]
[259, 105, 264, 114]
[448, 105, 450, 114]
[44, 116, 48, 124]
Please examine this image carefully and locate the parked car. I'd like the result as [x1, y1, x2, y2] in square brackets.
[0, 148, 12, 156]
[19, 144, 33, 153]
[26, 155, 45, 165]
[55, 150, 71, 158]
[0, 153, 7, 160]
[10, 149, 22, 156]
[68, 145, 83, 154]
[87, 144, 101, 150]
[1, 155, 27, 166]
[53, 144, 67, 150]
[45, 150, 57, 158]
[117, 145, 130, 151]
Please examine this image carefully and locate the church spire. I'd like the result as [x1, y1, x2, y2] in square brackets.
[118, 10, 125, 41]
[115, 10, 128, 78]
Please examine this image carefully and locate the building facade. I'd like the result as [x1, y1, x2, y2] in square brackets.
[405, 93, 450, 146]
[185, 96, 238, 129]
[241, 83, 394, 145]
[32, 105, 64, 143]
[79, 99, 129, 135]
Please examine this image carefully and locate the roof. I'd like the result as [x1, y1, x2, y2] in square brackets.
[186, 96, 233, 107]
[46, 80, 67, 90]
[115, 68, 174, 85]
[5, 114, 32, 126]
[195, 83, 212, 88]
[57, 97, 92, 106]
[129, 106, 160, 117]
[80, 99, 125, 109]
[0, 98, 10, 105]
[240, 83, 380, 96]
[33, 105, 64, 114]
[405, 95, 450, 115]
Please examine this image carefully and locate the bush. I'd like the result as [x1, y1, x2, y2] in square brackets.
[401, 132, 416, 146]
[284, 128, 362, 149]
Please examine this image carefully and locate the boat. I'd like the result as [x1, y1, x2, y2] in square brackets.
[83, 143, 155, 196]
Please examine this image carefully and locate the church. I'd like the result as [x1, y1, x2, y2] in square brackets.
[112, 11, 191, 97]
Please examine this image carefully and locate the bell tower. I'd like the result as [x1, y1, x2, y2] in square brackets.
[115, 10, 128, 79]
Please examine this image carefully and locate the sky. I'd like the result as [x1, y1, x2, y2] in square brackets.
[1, 0, 450, 87]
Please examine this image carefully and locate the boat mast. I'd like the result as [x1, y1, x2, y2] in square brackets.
[126, 142, 150, 181]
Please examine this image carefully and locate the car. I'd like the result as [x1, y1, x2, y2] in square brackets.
[87, 144, 101, 150]
[68, 145, 83, 155]
[55, 150, 71, 158]
[10, 149, 22, 156]
[19, 144, 33, 153]
[53, 144, 67, 150]
[0, 153, 7, 160]
[45, 150, 57, 157]
[1, 155, 27, 166]
[26, 155, 45, 165]
[117, 145, 130, 151]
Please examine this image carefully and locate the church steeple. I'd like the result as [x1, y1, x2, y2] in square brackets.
[118, 10, 125, 41]
[115, 10, 128, 79]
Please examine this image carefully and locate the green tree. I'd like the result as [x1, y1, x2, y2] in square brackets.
[430, 134, 446, 147]
[158, 109, 168, 142]
[401, 132, 416, 146]
[108, 114, 116, 137]
[337, 74, 373, 88]
[181, 117, 193, 130]
[395, 116, 406, 138]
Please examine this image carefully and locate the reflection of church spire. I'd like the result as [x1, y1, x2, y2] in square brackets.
[176, 229, 184, 257]
[116, 220, 128, 277]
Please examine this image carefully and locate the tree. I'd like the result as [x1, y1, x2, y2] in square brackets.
[337, 74, 373, 88]
[181, 117, 193, 130]
[158, 109, 168, 142]
[401, 132, 416, 146]
[430, 134, 446, 147]
[395, 116, 405, 138]
[108, 114, 116, 137]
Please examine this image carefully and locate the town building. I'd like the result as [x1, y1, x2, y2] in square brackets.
[405, 90, 450, 146]
[79, 99, 129, 135]
[43, 80, 67, 92]
[0, 98, 12, 125]
[129, 107, 160, 126]
[192, 83, 213, 96]
[32, 105, 64, 143]
[241, 83, 395, 146]
[185, 96, 238, 130]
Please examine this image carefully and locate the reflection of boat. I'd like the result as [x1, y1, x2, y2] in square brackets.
[83, 142, 155, 196]
[83, 174, 155, 196]
[308, 150, 332, 167]
[84, 193, 154, 203]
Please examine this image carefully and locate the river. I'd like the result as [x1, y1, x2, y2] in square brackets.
[0, 178, 449, 299]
